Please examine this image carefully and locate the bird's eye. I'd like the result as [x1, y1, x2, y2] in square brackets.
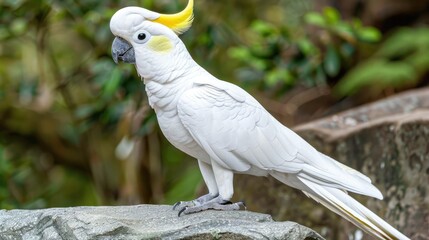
[138, 33, 146, 40]
[133, 30, 151, 44]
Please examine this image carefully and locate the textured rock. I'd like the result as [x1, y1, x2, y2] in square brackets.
[0, 204, 324, 240]
[234, 88, 429, 240]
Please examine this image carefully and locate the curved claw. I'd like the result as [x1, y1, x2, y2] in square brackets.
[178, 207, 188, 217]
[173, 201, 183, 210]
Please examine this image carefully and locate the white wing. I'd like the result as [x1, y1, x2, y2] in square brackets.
[177, 79, 382, 198]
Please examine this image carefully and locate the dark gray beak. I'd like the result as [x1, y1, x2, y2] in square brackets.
[112, 37, 136, 64]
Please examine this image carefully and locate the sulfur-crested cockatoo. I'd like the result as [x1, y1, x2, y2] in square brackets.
[110, 1, 409, 239]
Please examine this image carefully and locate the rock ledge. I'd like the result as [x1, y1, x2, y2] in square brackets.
[0, 204, 324, 240]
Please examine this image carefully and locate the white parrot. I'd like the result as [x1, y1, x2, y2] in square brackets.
[109, 1, 409, 239]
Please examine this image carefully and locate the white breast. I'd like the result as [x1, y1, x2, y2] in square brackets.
[145, 79, 209, 161]
[157, 111, 207, 160]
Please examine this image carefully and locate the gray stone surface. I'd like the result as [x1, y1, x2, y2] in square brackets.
[0, 204, 324, 240]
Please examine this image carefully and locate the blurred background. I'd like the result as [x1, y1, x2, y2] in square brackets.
[0, 0, 428, 236]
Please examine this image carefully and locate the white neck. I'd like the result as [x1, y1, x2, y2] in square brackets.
[142, 59, 202, 112]
[136, 39, 216, 112]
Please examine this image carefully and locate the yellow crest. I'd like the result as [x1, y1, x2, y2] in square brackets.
[152, 0, 194, 35]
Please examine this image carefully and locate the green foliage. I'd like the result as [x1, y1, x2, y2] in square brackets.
[305, 7, 381, 43]
[335, 28, 429, 96]
[335, 60, 416, 96]
[0, 144, 98, 209]
[0, 0, 157, 208]
[228, 7, 381, 96]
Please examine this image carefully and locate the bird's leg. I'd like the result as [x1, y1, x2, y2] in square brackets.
[177, 161, 246, 216]
[173, 160, 219, 210]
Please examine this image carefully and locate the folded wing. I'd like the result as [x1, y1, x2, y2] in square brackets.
[177, 79, 382, 199]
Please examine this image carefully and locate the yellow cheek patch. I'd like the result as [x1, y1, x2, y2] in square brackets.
[148, 36, 173, 53]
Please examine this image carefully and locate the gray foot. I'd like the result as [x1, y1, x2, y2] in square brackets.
[177, 196, 246, 217]
[172, 193, 218, 210]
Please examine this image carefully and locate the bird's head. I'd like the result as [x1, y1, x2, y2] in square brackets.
[110, 0, 194, 79]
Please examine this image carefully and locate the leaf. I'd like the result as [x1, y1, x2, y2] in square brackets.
[228, 47, 251, 61]
[357, 27, 382, 43]
[334, 60, 416, 96]
[324, 44, 341, 77]
[266, 71, 280, 87]
[304, 12, 326, 27]
[407, 52, 429, 74]
[266, 69, 293, 87]
[10, 18, 27, 36]
[102, 68, 122, 99]
[376, 28, 429, 58]
[323, 7, 340, 24]
[250, 58, 268, 71]
[298, 39, 318, 56]
[332, 23, 355, 41]
[250, 20, 276, 36]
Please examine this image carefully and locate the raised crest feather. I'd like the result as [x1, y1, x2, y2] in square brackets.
[152, 0, 194, 35]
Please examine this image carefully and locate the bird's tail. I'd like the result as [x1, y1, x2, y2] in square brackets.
[298, 177, 409, 240]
